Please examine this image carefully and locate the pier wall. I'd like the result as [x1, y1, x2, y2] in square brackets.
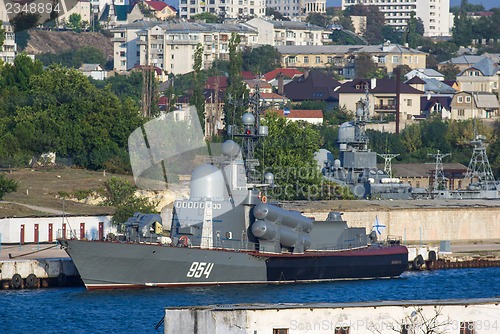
[307, 207, 500, 243]
[165, 299, 500, 334]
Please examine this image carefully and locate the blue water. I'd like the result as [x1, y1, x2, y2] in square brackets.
[1, 268, 499, 334]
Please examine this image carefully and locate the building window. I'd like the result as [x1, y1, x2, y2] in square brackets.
[273, 329, 288, 334]
[316, 56, 321, 63]
[120, 51, 126, 57]
[304, 56, 309, 63]
[335, 326, 350, 334]
[465, 96, 471, 103]
[457, 96, 463, 103]
[407, 99, 412, 106]
[460, 322, 475, 334]
[458, 109, 465, 116]
[392, 55, 399, 63]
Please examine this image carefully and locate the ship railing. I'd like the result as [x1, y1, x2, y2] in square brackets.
[197, 236, 254, 252]
[386, 235, 402, 246]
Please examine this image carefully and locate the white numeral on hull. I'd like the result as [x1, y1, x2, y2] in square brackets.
[187, 262, 214, 278]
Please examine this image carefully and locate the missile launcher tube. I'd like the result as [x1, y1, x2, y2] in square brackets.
[253, 203, 313, 232]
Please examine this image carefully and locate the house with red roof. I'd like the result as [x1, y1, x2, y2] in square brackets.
[267, 109, 324, 125]
[144, 1, 176, 20]
[263, 68, 303, 86]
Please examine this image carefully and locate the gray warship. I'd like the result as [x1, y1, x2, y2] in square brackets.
[59, 96, 408, 290]
[315, 94, 412, 199]
[429, 134, 500, 199]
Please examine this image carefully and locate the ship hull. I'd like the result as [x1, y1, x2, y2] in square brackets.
[59, 239, 408, 290]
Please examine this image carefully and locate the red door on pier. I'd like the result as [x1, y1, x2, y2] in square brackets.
[98, 222, 104, 241]
[80, 223, 85, 240]
[34, 224, 39, 243]
[20, 225, 25, 245]
[48, 223, 53, 243]
[62, 223, 67, 239]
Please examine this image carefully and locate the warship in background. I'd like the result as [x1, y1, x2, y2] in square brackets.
[315, 92, 412, 199]
[59, 93, 408, 290]
[429, 134, 500, 200]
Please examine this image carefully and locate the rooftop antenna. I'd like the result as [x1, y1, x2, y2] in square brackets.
[428, 150, 451, 191]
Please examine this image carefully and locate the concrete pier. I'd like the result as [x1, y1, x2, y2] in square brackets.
[164, 299, 500, 334]
[0, 244, 81, 289]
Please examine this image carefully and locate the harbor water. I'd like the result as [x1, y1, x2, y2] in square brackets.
[1, 267, 499, 334]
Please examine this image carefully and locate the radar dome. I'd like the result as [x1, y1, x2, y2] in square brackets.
[242, 113, 255, 126]
[190, 164, 224, 201]
[338, 122, 355, 143]
[222, 140, 241, 158]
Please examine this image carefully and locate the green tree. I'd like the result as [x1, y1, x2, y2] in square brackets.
[305, 13, 330, 28]
[402, 12, 420, 48]
[242, 45, 281, 74]
[452, 11, 473, 47]
[345, 4, 385, 44]
[191, 12, 219, 23]
[439, 62, 461, 80]
[354, 52, 386, 79]
[102, 177, 158, 227]
[0, 21, 5, 52]
[224, 33, 248, 128]
[68, 13, 82, 32]
[0, 174, 18, 200]
[256, 112, 324, 200]
[400, 123, 422, 153]
[381, 25, 402, 45]
[192, 43, 206, 130]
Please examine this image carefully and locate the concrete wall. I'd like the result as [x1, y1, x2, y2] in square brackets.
[307, 207, 500, 243]
[165, 299, 500, 334]
[0, 216, 114, 244]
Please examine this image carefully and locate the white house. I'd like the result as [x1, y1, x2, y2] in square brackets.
[79, 63, 107, 80]
[0, 215, 114, 244]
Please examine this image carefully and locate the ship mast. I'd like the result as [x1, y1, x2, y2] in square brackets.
[464, 135, 497, 189]
[428, 150, 451, 191]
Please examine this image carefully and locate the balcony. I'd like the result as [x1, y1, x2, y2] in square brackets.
[374, 104, 396, 112]
[111, 37, 126, 42]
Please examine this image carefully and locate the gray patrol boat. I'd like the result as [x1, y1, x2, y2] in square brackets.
[59, 98, 408, 290]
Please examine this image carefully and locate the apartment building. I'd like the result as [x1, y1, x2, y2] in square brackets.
[450, 91, 499, 120]
[278, 43, 427, 78]
[243, 18, 332, 46]
[342, 0, 451, 37]
[265, 0, 326, 18]
[113, 21, 259, 75]
[0, 22, 16, 64]
[178, 0, 266, 20]
[456, 57, 500, 95]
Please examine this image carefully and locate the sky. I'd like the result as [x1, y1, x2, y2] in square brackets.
[325, 0, 498, 9]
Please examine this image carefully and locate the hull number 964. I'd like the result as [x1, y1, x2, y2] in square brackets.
[186, 262, 214, 278]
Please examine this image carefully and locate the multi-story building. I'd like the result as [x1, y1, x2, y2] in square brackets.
[178, 0, 266, 20]
[243, 18, 331, 46]
[450, 91, 499, 120]
[113, 21, 259, 75]
[0, 22, 16, 64]
[277, 43, 427, 78]
[456, 57, 500, 95]
[265, 0, 326, 18]
[342, 0, 450, 37]
[337, 78, 423, 127]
